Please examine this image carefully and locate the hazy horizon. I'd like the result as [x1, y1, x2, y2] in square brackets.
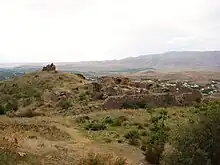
[0, 0, 220, 63]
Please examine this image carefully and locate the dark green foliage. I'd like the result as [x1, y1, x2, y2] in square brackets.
[161, 101, 220, 165]
[5, 100, 18, 111]
[102, 116, 114, 124]
[0, 105, 6, 115]
[124, 129, 140, 146]
[59, 99, 73, 109]
[143, 109, 170, 164]
[85, 120, 107, 131]
[111, 116, 127, 127]
[139, 130, 148, 136]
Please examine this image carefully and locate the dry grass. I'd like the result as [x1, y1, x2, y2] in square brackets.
[76, 152, 129, 165]
[0, 71, 100, 116]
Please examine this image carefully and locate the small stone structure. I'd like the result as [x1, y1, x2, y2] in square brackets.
[42, 63, 56, 72]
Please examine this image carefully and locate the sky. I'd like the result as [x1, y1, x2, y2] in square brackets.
[0, 0, 220, 63]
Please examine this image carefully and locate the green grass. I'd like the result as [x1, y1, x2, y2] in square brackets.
[74, 105, 202, 165]
[75, 107, 195, 146]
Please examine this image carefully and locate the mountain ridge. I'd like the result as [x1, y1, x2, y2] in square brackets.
[1, 51, 220, 72]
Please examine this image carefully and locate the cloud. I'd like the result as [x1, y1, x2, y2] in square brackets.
[0, 0, 219, 62]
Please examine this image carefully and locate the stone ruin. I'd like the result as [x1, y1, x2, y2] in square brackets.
[88, 76, 204, 109]
[42, 63, 56, 72]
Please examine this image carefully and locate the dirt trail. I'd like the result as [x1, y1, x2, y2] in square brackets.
[0, 115, 142, 164]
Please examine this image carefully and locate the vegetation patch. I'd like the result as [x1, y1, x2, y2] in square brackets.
[59, 99, 73, 109]
[0, 105, 6, 115]
[161, 101, 220, 165]
[124, 129, 140, 146]
[76, 152, 128, 165]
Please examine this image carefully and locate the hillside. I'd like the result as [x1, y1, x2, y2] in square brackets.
[1, 68, 220, 164]
[0, 71, 105, 117]
[1, 51, 220, 73]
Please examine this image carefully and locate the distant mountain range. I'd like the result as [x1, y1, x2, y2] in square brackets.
[1, 51, 220, 73]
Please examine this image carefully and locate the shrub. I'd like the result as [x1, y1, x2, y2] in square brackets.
[160, 101, 220, 165]
[22, 98, 32, 107]
[143, 110, 170, 164]
[59, 99, 73, 109]
[139, 130, 147, 136]
[85, 121, 107, 131]
[5, 100, 18, 111]
[0, 105, 6, 115]
[102, 116, 114, 124]
[76, 152, 128, 165]
[111, 116, 127, 127]
[124, 129, 140, 146]
[75, 115, 90, 124]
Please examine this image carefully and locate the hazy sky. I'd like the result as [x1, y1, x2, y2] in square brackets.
[0, 0, 219, 62]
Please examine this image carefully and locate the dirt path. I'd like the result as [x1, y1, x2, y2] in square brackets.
[0, 115, 143, 164]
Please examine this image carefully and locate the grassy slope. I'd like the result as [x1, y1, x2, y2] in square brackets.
[0, 71, 102, 116]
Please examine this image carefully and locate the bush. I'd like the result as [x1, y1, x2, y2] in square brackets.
[0, 105, 6, 115]
[111, 116, 127, 127]
[124, 129, 140, 146]
[5, 100, 18, 111]
[59, 99, 73, 109]
[139, 130, 147, 136]
[143, 110, 170, 164]
[85, 121, 107, 131]
[102, 116, 114, 124]
[76, 152, 128, 165]
[75, 115, 90, 124]
[22, 98, 32, 107]
[161, 101, 220, 165]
